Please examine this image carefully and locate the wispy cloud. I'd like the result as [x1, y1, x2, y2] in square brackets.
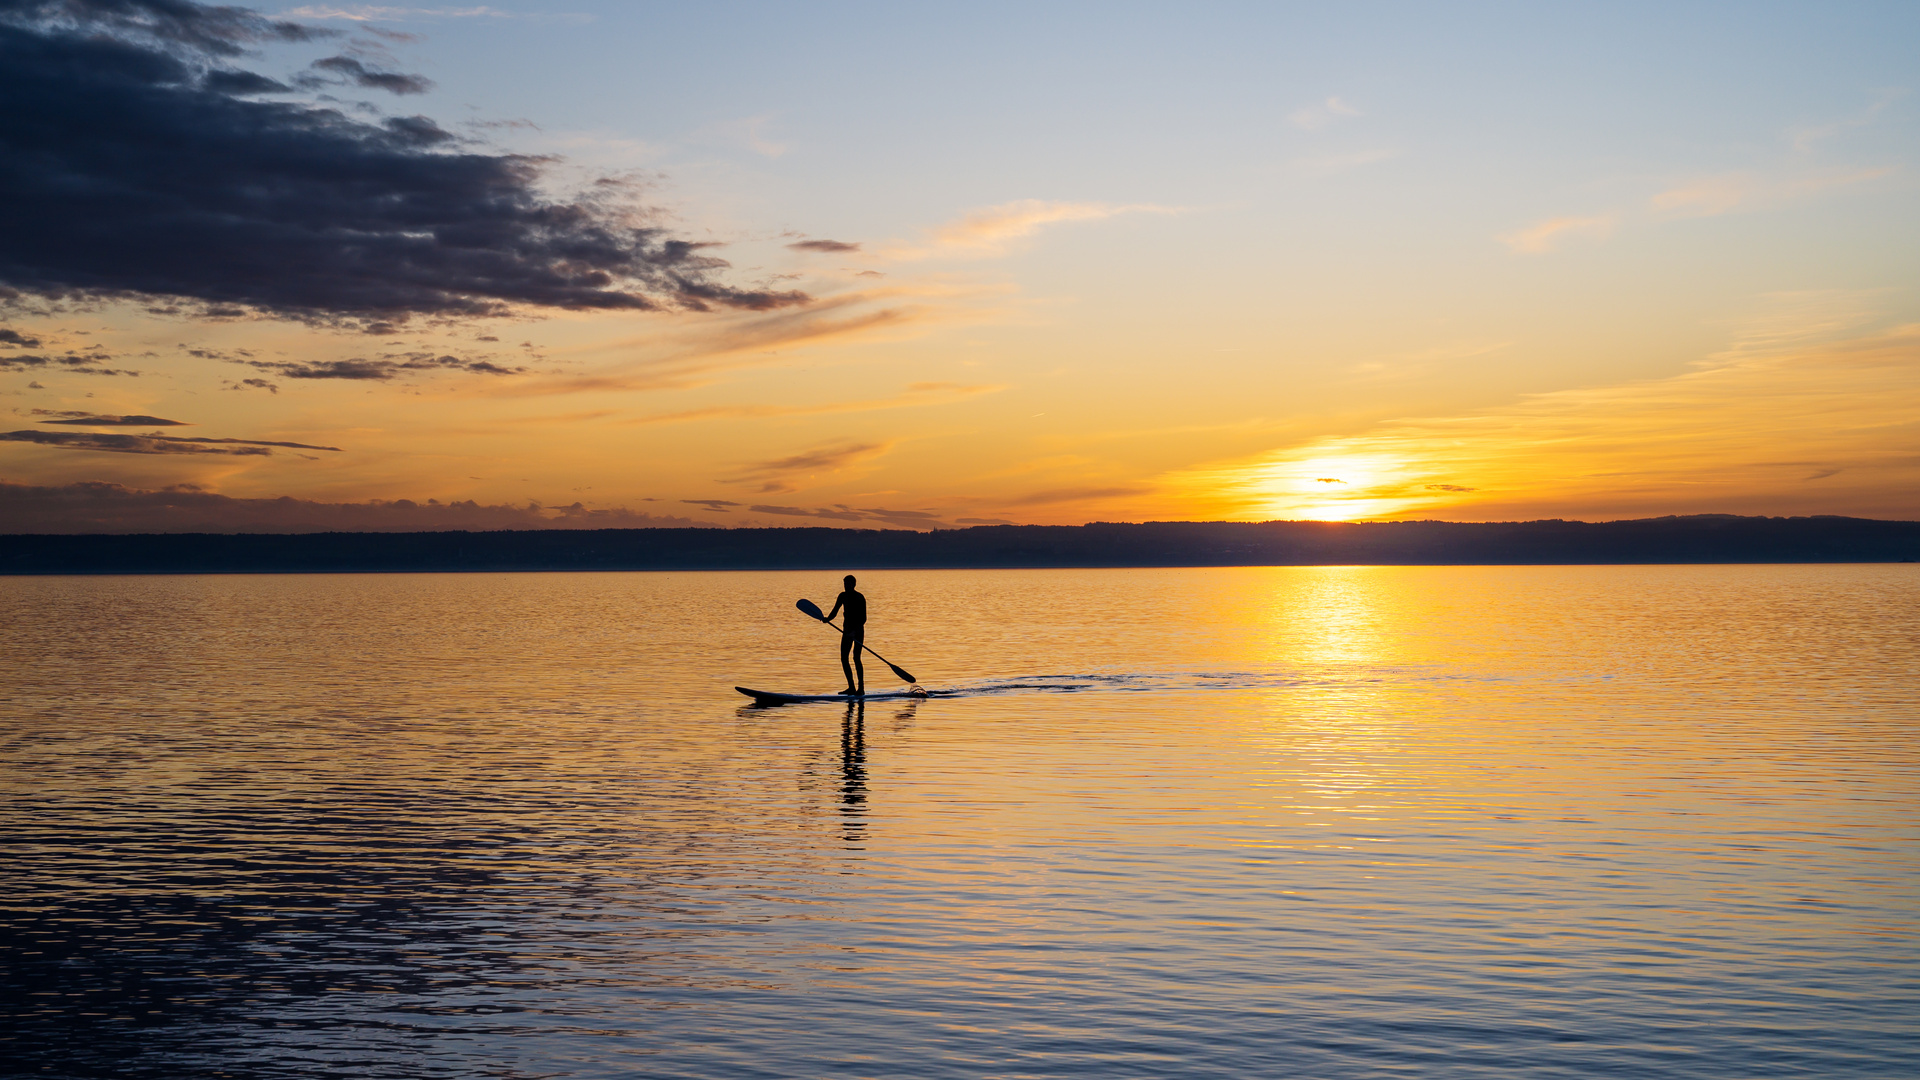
[0, 353, 141, 376]
[238, 353, 525, 381]
[1289, 96, 1362, 131]
[499, 282, 1006, 398]
[1002, 485, 1151, 507]
[890, 199, 1182, 259]
[1499, 214, 1616, 254]
[1788, 88, 1905, 152]
[1651, 167, 1896, 218]
[724, 440, 895, 494]
[622, 382, 1002, 425]
[279, 6, 588, 22]
[2, 430, 341, 456]
[1159, 293, 1920, 522]
[788, 239, 862, 254]
[32, 411, 189, 427]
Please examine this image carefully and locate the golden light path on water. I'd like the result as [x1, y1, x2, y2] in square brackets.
[3, 566, 1915, 1079]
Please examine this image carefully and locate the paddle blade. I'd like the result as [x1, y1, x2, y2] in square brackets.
[887, 661, 916, 683]
[796, 598, 827, 621]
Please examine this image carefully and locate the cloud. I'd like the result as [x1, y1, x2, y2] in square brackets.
[0, 328, 42, 348]
[1788, 89, 1903, 153]
[1652, 167, 1895, 219]
[1650, 174, 1754, 218]
[236, 353, 523, 380]
[0, 353, 141, 375]
[955, 517, 1013, 525]
[1003, 485, 1151, 506]
[0, 1, 805, 326]
[1, 429, 340, 456]
[855, 506, 943, 528]
[748, 503, 818, 517]
[681, 498, 739, 511]
[1289, 96, 1361, 131]
[623, 382, 1002, 425]
[1499, 214, 1615, 254]
[726, 440, 893, 494]
[897, 199, 1180, 258]
[279, 6, 591, 24]
[716, 501, 947, 528]
[305, 54, 431, 94]
[1159, 295, 1920, 522]
[0, 479, 700, 533]
[788, 239, 862, 254]
[33, 410, 189, 426]
[502, 283, 992, 398]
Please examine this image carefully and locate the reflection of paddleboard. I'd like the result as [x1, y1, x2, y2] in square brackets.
[736, 686, 938, 705]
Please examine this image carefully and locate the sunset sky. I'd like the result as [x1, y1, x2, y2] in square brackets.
[3, 0, 1916, 531]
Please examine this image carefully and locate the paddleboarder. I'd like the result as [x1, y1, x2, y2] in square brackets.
[825, 574, 867, 696]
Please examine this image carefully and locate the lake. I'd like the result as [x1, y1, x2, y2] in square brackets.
[4, 565, 1916, 1079]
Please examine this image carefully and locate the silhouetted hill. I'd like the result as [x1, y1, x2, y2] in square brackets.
[2, 515, 1916, 573]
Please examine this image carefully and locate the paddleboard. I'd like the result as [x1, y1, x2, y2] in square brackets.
[736, 686, 937, 704]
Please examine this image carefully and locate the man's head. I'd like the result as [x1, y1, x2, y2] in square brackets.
[844, 574, 857, 589]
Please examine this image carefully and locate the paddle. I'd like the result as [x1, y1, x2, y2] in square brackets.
[796, 598, 918, 683]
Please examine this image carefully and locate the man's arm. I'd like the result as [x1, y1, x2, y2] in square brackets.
[824, 593, 844, 622]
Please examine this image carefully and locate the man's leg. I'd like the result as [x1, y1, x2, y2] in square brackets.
[850, 629, 865, 694]
[840, 633, 857, 693]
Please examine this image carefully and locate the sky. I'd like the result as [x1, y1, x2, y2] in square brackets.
[2, 0, 1916, 532]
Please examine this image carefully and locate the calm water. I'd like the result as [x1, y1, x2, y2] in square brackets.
[3, 566, 1916, 1079]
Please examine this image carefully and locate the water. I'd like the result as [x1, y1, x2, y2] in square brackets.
[3, 565, 1916, 1079]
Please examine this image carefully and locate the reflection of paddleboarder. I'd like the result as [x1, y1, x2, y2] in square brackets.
[825, 575, 867, 696]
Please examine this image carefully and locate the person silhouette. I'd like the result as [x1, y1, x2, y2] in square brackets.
[825, 574, 867, 696]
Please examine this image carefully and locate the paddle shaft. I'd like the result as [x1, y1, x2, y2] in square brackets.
[817, 615, 915, 683]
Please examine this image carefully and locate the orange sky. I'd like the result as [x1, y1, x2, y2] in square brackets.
[3, 4, 1916, 530]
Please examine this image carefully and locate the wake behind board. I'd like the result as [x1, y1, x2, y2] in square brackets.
[736, 686, 937, 705]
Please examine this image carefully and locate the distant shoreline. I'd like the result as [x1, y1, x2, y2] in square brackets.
[2, 516, 1916, 574]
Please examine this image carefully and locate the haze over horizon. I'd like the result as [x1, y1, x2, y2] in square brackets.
[3, 0, 1917, 533]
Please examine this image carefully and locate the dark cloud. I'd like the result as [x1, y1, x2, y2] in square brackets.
[1314, 477, 1345, 484]
[10, 0, 329, 55]
[0, 1, 810, 326]
[735, 502, 940, 527]
[857, 506, 943, 528]
[33, 410, 188, 426]
[1424, 484, 1475, 492]
[0, 479, 707, 533]
[0, 327, 41, 347]
[787, 239, 861, 253]
[956, 517, 1014, 525]
[747, 504, 868, 522]
[681, 498, 740, 511]
[305, 55, 431, 95]
[235, 353, 523, 380]
[1, 429, 339, 455]
[0, 353, 140, 375]
[202, 68, 286, 94]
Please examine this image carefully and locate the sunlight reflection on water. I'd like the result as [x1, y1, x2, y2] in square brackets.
[3, 566, 1916, 1078]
